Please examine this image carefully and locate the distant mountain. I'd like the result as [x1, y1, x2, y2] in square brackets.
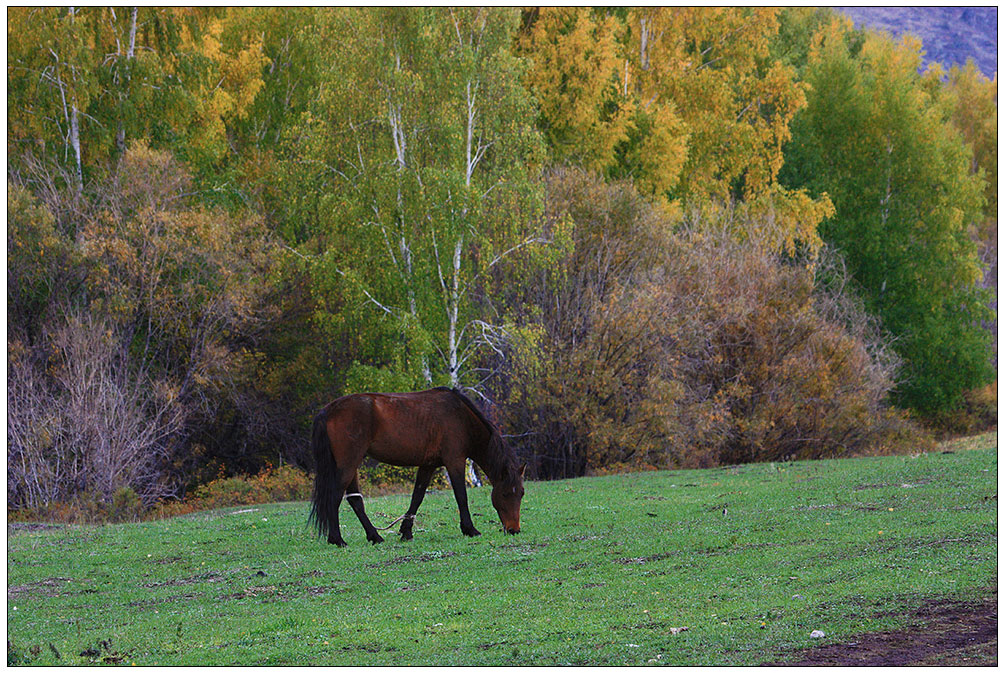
[834, 6, 997, 78]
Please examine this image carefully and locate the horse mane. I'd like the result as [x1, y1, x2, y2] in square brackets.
[440, 387, 497, 434]
[442, 387, 520, 485]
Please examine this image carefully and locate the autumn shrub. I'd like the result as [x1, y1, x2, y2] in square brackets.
[500, 170, 928, 477]
[7, 487, 144, 525]
[180, 465, 313, 510]
[7, 310, 182, 511]
[497, 167, 672, 478]
[924, 381, 998, 439]
[654, 229, 927, 466]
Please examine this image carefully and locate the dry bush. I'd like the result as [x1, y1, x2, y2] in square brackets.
[655, 228, 926, 466]
[496, 167, 671, 477]
[7, 311, 183, 510]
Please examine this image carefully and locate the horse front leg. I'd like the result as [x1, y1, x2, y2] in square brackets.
[400, 466, 436, 541]
[345, 473, 384, 545]
[447, 464, 480, 537]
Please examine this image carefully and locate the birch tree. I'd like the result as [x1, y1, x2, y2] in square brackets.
[8, 7, 269, 192]
[7, 7, 95, 191]
[296, 8, 546, 395]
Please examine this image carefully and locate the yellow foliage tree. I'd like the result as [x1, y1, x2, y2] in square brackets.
[520, 7, 831, 255]
[517, 7, 632, 173]
[169, 8, 269, 167]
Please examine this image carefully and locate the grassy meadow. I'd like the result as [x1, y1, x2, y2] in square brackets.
[7, 434, 997, 666]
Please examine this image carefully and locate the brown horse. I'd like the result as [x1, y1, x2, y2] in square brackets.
[309, 387, 525, 547]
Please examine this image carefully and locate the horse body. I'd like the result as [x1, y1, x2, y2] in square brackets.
[310, 387, 524, 547]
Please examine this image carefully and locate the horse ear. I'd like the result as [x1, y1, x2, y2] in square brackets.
[519, 463, 527, 478]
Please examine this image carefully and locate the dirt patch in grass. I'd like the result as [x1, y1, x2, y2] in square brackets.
[217, 585, 281, 601]
[853, 482, 890, 491]
[366, 551, 457, 568]
[150, 555, 185, 565]
[8, 577, 73, 598]
[141, 572, 223, 588]
[127, 593, 204, 608]
[7, 523, 63, 534]
[613, 552, 674, 565]
[782, 589, 997, 666]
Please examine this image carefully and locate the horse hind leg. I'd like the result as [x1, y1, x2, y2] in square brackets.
[345, 473, 384, 545]
[321, 444, 360, 547]
[324, 474, 347, 548]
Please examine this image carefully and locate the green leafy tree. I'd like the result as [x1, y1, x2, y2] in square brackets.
[781, 18, 994, 416]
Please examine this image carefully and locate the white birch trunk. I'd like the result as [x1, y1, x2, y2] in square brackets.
[127, 7, 138, 58]
[640, 16, 650, 71]
[388, 87, 431, 384]
[447, 236, 462, 389]
[70, 102, 82, 190]
[67, 6, 83, 191]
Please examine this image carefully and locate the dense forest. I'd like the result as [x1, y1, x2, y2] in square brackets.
[7, 7, 997, 514]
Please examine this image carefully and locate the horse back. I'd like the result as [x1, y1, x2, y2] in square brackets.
[325, 389, 484, 468]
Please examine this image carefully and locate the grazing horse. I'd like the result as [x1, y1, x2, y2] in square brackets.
[309, 387, 525, 547]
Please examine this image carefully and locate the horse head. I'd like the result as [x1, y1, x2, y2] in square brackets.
[490, 463, 526, 534]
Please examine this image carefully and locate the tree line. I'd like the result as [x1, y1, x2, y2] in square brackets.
[7, 7, 996, 512]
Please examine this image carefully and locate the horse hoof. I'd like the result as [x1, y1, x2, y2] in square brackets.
[463, 527, 481, 537]
[330, 539, 347, 548]
[369, 535, 385, 545]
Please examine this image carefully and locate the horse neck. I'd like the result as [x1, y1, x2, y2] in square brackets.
[470, 433, 514, 486]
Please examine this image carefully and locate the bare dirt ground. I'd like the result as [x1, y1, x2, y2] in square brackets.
[783, 589, 997, 666]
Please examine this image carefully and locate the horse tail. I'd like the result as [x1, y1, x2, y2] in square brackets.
[308, 410, 336, 539]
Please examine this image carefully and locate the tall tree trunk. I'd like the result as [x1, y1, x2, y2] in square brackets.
[67, 6, 83, 192]
[116, 7, 138, 154]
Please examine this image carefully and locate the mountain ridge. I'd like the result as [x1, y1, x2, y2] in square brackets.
[835, 6, 997, 78]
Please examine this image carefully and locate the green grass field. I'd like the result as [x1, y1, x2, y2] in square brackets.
[7, 434, 997, 666]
